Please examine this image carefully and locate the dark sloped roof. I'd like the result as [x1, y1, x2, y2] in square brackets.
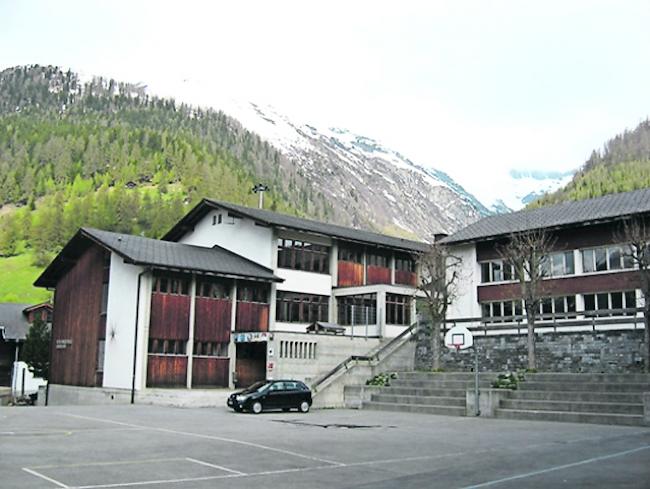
[444, 187, 650, 245]
[0, 303, 30, 341]
[163, 198, 430, 252]
[35, 228, 282, 288]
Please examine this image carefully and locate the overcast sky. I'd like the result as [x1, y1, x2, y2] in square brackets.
[2, 0, 650, 203]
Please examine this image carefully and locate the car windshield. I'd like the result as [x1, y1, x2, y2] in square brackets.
[241, 381, 270, 394]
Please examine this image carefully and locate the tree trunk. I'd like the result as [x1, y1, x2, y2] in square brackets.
[526, 315, 536, 370]
[431, 319, 441, 370]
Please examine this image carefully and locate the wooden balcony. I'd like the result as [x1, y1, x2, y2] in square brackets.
[366, 265, 391, 285]
[395, 270, 417, 286]
[235, 302, 269, 332]
[192, 357, 229, 387]
[338, 261, 364, 287]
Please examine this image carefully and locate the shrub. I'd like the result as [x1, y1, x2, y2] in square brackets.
[366, 372, 398, 387]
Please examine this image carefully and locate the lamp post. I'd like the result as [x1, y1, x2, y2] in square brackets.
[252, 183, 269, 209]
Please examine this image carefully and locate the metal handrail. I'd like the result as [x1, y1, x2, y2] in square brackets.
[311, 321, 419, 393]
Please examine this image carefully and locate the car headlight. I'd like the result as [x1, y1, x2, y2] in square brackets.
[235, 395, 247, 402]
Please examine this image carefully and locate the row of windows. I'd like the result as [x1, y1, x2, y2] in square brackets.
[193, 341, 228, 357]
[279, 340, 317, 359]
[237, 284, 269, 303]
[386, 293, 412, 325]
[153, 276, 191, 295]
[149, 338, 187, 355]
[481, 291, 637, 322]
[277, 239, 330, 274]
[480, 246, 635, 284]
[197, 279, 230, 299]
[276, 292, 329, 323]
[337, 247, 415, 272]
[338, 293, 377, 325]
[395, 256, 416, 273]
[367, 252, 389, 268]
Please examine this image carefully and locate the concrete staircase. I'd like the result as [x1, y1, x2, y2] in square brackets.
[494, 373, 650, 427]
[362, 372, 494, 416]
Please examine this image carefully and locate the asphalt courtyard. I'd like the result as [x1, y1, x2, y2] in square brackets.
[1, 404, 649, 489]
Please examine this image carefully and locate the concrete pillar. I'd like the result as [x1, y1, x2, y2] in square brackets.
[390, 253, 396, 285]
[137, 272, 153, 392]
[362, 250, 367, 285]
[229, 281, 238, 388]
[377, 290, 387, 337]
[186, 275, 197, 389]
[330, 242, 339, 287]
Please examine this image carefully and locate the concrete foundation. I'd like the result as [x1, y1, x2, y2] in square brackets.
[466, 388, 513, 417]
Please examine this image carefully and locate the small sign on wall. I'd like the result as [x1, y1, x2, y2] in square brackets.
[56, 339, 73, 349]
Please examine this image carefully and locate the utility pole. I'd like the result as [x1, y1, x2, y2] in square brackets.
[252, 183, 269, 209]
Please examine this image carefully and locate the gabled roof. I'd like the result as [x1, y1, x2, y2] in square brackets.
[163, 198, 430, 253]
[443, 188, 650, 245]
[34, 228, 282, 288]
[0, 303, 30, 341]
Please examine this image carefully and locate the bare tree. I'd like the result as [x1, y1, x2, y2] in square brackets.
[616, 218, 650, 373]
[416, 242, 462, 370]
[497, 229, 556, 370]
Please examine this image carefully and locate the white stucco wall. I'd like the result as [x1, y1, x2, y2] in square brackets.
[102, 255, 151, 390]
[447, 244, 481, 320]
[178, 210, 275, 268]
[276, 268, 332, 296]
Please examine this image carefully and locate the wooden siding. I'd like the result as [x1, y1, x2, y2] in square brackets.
[478, 270, 642, 302]
[395, 270, 417, 286]
[192, 357, 229, 387]
[194, 298, 231, 342]
[366, 265, 391, 285]
[235, 302, 269, 332]
[150, 293, 190, 340]
[338, 261, 364, 287]
[146, 355, 187, 387]
[50, 245, 105, 387]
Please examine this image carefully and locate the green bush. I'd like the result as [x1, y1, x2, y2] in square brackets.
[492, 372, 518, 390]
[366, 372, 398, 387]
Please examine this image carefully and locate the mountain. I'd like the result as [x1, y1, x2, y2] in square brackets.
[532, 119, 650, 207]
[494, 169, 574, 211]
[205, 100, 486, 238]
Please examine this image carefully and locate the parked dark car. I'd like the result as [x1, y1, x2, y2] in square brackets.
[227, 380, 312, 414]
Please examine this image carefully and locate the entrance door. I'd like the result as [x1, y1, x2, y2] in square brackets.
[235, 342, 266, 388]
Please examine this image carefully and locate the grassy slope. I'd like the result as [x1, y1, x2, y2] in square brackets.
[0, 251, 51, 303]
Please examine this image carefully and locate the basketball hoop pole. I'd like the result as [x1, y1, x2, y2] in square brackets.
[474, 344, 480, 416]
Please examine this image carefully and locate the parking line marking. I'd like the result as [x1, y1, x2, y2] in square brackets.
[185, 457, 246, 475]
[30, 458, 185, 470]
[60, 413, 344, 467]
[460, 444, 650, 489]
[22, 468, 70, 488]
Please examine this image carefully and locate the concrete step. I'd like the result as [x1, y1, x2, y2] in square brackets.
[524, 373, 650, 383]
[363, 401, 466, 417]
[371, 394, 466, 407]
[390, 379, 493, 389]
[518, 381, 650, 393]
[508, 390, 643, 403]
[377, 387, 467, 398]
[500, 399, 644, 415]
[494, 408, 646, 427]
[397, 372, 496, 381]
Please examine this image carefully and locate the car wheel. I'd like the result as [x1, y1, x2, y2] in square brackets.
[251, 401, 263, 414]
[299, 401, 310, 413]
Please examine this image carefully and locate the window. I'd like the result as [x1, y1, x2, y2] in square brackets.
[537, 295, 576, 320]
[482, 296, 576, 323]
[148, 338, 187, 355]
[545, 251, 575, 277]
[582, 246, 634, 273]
[153, 275, 190, 295]
[276, 292, 329, 323]
[367, 251, 389, 268]
[337, 294, 377, 325]
[583, 290, 637, 317]
[386, 294, 412, 325]
[237, 283, 269, 303]
[193, 341, 228, 357]
[479, 260, 515, 283]
[338, 245, 363, 263]
[197, 279, 230, 299]
[395, 254, 415, 272]
[279, 341, 317, 359]
[277, 238, 330, 273]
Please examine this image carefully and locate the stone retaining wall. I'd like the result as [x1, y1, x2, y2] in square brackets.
[415, 328, 646, 373]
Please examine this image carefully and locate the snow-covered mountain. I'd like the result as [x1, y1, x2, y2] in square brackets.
[488, 170, 575, 212]
[210, 100, 489, 240]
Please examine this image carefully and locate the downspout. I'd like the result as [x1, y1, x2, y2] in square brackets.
[131, 269, 149, 404]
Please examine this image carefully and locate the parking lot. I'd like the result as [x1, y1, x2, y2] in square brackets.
[1, 404, 649, 488]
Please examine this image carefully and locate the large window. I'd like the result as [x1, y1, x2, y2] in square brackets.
[337, 294, 377, 325]
[386, 294, 412, 325]
[538, 295, 577, 319]
[481, 300, 523, 323]
[276, 292, 329, 323]
[367, 251, 389, 268]
[582, 246, 634, 273]
[237, 283, 268, 303]
[338, 246, 363, 263]
[542, 251, 575, 277]
[153, 275, 190, 295]
[481, 296, 576, 323]
[583, 291, 637, 317]
[480, 260, 515, 283]
[277, 238, 330, 273]
[395, 255, 416, 273]
[197, 278, 230, 299]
